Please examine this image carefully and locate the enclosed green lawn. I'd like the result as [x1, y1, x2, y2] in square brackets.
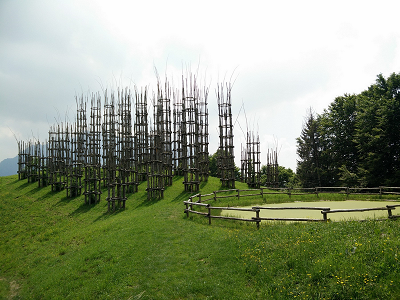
[1, 175, 400, 299]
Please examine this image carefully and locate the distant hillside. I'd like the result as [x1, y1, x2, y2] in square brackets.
[0, 156, 17, 176]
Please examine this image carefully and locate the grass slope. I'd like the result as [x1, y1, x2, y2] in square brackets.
[1, 175, 400, 299]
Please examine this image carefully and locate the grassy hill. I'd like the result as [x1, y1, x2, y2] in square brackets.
[1, 175, 400, 299]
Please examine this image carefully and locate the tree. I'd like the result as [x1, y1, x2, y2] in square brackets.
[260, 165, 295, 188]
[208, 150, 219, 177]
[295, 72, 400, 188]
[296, 108, 323, 188]
[355, 73, 400, 186]
[277, 166, 296, 188]
[208, 149, 241, 180]
[319, 94, 359, 186]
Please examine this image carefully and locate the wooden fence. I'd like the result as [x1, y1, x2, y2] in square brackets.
[183, 187, 400, 228]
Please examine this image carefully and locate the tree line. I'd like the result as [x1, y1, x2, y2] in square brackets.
[297, 72, 400, 188]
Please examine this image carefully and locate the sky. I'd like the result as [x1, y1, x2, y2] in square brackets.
[1, 0, 400, 171]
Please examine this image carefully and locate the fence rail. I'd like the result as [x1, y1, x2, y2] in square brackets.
[188, 186, 400, 203]
[184, 187, 400, 228]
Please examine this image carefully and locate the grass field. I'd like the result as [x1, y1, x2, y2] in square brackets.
[1, 175, 400, 299]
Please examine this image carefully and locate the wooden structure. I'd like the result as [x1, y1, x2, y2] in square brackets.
[17, 140, 28, 180]
[265, 148, 279, 187]
[14, 73, 235, 207]
[181, 75, 200, 192]
[146, 127, 164, 200]
[244, 131, 261, 188]
[117, 88, 136, 205]
[198, 88, 209, 182]
[84, 94, 102, 204]
[217, 83, 236, 188]
[48, 124, 68, 192]
[156, 81, 173, 187]
[172, 91, 183, 176]
[134, 87, 149, 182]
[38, 140, 48, 187]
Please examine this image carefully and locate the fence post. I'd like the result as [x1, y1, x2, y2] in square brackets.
[185, 202, 189, 218]
[322, 208, 329, 222]
[316, 187, 319, 198]
[213, 191, 217, 201]
[288, 188, 291, 198]
[379, 186, 382, 198]
[261, 188, 264, 198]
[198, 194, 202, 203]
[189, 196, 193, 212]
[346, 187, 349, 198]
[387, 205, 393, 219]
[237, 189, 240, 201]
[255, 208, 260, 229]
[207, 204, 211, 225]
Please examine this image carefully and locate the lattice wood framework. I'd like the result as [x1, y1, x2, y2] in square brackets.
[66, 96, 87, 196]
[14, 72, 246, 206]
[156, 81, 173, 187]
[67, 123, 82, 197]
[181, 75, 200, 192]
[27, 141, 38, 183]
[240, 143, 247, 183]
[64, 125, 73, 195]
[197, 88, 209, 182]
[147, 128, 164, 200]
[114, 88, 135, 208]
[102, 91, 116, 191]
[217, 83, 236, 188]
[17, 140, 28, 180]
[102, 92, 118, 210]
[84, 94, 102, 204]
[265, 148, 279, 188]
[18, 139, 48, 186]
[172, 91, 183, 176]
[134, 87, 149, 182]
[38, 140, 48, 188]
[245, 131, 261, 188]
[120, 88, 138, 193]
[48, 124, 68, 192]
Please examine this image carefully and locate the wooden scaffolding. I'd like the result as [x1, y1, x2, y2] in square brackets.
[172, 90, 183, 176]
[181, 75, 200, 192]
[84, 94, 102, 204]
[134, 87, 149, 182]
[197, 87, 209, 182]
[147, 127, 164, 200]
[156, 80, 173, 187]
[265, 148, 279, 188]
[48, 124, 68, 192]
[217, 83, 236, 188]
[245, 131, 261, 188]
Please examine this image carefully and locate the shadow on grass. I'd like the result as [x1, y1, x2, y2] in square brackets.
[136, 192, 164, 208]
[24, 185, 46, 196]
[173, 175, 184, 183]
[53, 194, 81, 208]
[6, 178, 20, 186]
[15, 181, 34, 191]
[200, 180, 213, 190]
[25, 188, 63, 202]
[69, 202, 98, 217]
[171, 190, 197, 203]
[93, 208, 126, 222]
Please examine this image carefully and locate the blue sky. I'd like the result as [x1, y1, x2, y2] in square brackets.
[1, 0, 400, 170]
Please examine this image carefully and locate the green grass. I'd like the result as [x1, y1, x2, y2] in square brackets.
[1, 175, 400, 299]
